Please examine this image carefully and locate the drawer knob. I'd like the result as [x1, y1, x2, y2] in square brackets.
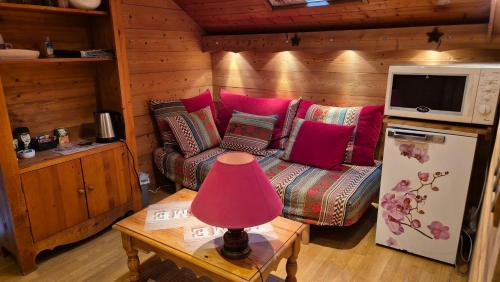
[87, 185, 95, 191]
[78, 189, 85, 194]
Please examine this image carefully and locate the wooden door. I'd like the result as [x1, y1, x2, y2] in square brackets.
[21, 159, 89, 242]
[81, 146, 132, 217]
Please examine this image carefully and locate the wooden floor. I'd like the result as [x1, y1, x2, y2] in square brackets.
[0, 190, 468, 282]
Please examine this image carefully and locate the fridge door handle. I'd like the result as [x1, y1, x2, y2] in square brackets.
[388, 130, 446, 144]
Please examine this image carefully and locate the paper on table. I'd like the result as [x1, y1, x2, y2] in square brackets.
[144, 201, 196, 230]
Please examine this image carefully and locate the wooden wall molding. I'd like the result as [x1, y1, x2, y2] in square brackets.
[203, 24, 500, 52]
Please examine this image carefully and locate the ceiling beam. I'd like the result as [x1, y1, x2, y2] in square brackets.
[203, 24, 500, 53]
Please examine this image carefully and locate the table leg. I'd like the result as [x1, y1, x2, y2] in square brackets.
[285, 234, 301, 282]
[121, 233, 140, 282]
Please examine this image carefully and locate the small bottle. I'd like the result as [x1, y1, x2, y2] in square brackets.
[43, 37, 54, 58]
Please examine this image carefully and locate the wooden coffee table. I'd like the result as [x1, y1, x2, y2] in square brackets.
[113, 189, 306, 282]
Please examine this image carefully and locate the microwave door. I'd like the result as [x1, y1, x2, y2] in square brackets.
[391, 74, 466, 112]
[384, 67, 480, 123]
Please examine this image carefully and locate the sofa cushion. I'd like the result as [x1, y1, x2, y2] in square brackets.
[217, 90, 298, 149]
[180, 89, 217, 124]
[297, 101, 384, 166]
[166, 107, 221, 158]
[282, 118, 355, 170]
[150, 100, 187, 146]
[279, 98, 302, 149]
[220, 111, 277, 156]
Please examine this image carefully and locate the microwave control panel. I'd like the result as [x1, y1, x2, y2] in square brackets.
[472, 69, 500, 125]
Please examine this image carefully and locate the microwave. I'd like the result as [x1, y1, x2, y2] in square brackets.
[385, 64, 500, 125]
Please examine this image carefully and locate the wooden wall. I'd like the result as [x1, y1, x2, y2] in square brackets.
[211, 49, 500, 106]
[121, 0, 212, 183]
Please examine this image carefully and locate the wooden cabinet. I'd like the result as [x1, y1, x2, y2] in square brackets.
[20, 145, 132, 245]
[0, 0, 140, 274]
[21, 159, 89, 243]
[82, 147, 132, 217]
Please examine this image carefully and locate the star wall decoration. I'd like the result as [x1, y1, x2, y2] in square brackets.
[291, 33, 301, 47]
[427, 27, 444, 44]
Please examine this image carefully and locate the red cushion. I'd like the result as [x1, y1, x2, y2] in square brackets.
[217, 90, 292, 148]
[282, 119, 355, 170]
[297, 101, 384, 166]
[180, 89, 217, 123]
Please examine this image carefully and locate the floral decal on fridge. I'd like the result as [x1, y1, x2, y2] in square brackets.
[382, 144, 451, 246]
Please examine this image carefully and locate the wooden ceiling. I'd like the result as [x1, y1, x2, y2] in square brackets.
[174, 0, 491, 34]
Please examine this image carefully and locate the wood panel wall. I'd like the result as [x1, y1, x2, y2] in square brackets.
[211, 49, 500, 106]
[121, 0, 212, 184]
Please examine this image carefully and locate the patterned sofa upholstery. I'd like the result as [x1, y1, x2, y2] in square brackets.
[154, 147, 381, 226]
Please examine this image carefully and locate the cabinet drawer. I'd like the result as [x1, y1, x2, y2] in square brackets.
[21, 159, 89, 242]
[81, 146, 132, 217]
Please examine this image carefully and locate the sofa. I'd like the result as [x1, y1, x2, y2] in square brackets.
[150, 89, 384, 229]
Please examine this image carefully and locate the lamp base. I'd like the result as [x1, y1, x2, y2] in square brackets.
[221, 229, 251, 260]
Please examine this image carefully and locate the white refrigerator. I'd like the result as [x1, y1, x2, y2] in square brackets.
[376, 126, 477, 264]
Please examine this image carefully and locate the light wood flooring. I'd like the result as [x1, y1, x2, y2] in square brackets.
[0, 190, 468, 282]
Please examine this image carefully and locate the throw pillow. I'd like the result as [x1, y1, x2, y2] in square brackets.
[296, 101, 384, 166]
[217, 90, 299, 149]
[166, 107, 221, 158]
[150, 99, 187, 146]
[180, 89, 218, 125]
[282, 118, 355, 170]
[220, 111, 277, 156]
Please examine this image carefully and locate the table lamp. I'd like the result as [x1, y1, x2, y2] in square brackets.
[191, 152, 283, 260]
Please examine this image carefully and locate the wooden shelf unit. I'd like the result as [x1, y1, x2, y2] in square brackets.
[0, 0, 139, 275]
[0, 2, 108, 16]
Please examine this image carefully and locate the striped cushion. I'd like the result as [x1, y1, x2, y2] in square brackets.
[278, 98, 302, 150]
[221, 112, 277, 156]
[166, 107, 221, 158]
[150, 100, 187, 146]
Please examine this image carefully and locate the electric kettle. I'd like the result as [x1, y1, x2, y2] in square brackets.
[95, 111, 124, 143]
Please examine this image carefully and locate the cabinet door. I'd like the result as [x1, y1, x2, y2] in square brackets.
[21, 159, 89, 242]
[81, 146, 132, 217]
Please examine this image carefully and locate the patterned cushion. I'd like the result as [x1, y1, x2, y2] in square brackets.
[150, 100, 187, 146]
[297, 101, 384, 166]
[217, 90, 298, 149]
[278, 98, 302, 150]
[165, 107, 221, 158]
[220, 112, 277, 156]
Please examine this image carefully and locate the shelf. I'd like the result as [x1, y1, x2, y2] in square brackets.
[18, 142, 123, 174]
[383, 116, 492, 136]
[0, 2, 107, 16]
[0, 57, 113, 64]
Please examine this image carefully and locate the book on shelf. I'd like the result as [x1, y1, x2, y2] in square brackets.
[54, 49, 114, 59]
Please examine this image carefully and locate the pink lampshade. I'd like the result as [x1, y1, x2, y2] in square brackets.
[191, 152, 283, 229]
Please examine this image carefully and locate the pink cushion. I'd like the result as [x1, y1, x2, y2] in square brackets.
[217, 90, 293, 149]
[282, 118, 355, 170]
[180, 89, 217, 123]
[297, 101, 384, 166]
